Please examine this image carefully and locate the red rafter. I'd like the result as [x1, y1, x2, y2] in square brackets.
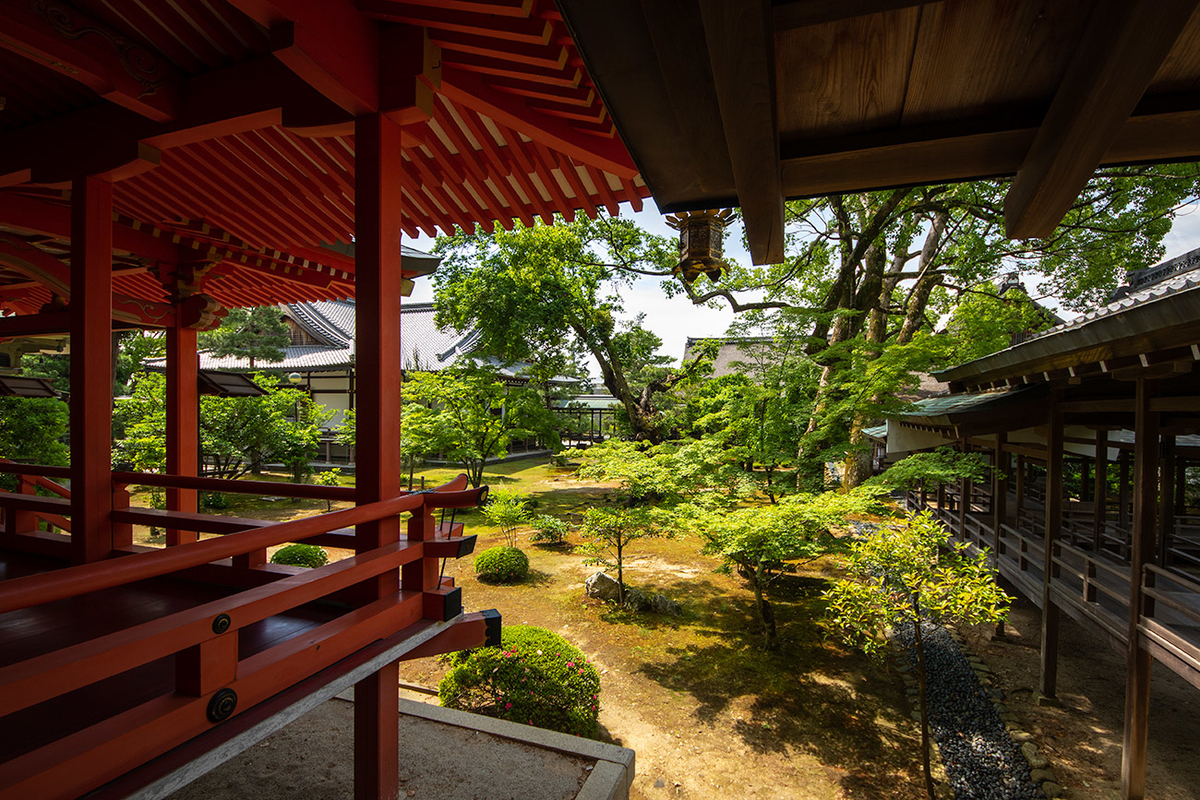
[359, 2, 553, 45]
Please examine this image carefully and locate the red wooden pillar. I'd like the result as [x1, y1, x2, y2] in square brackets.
[166, 318, 199, 546]
[1039, 394, 1064, 703]
[69, 176, 114, 565]
[1122, 379, 1160, 799]
[353, 111, 403, 800]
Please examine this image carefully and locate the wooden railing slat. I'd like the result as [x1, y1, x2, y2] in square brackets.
[0, 493, 425, 615]
[0, 541, 421, 718]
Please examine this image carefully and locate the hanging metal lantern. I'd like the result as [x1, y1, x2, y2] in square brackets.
[665, 209, 735, 284]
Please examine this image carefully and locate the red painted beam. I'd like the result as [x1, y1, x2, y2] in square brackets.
[0, 58, 347, 185]
[228, 0, 380, 115]
[0, 0, 182, 122]
[360, 1, 551, 44]
[0, 234, 176, 326]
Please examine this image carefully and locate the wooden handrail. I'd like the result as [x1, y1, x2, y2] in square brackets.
[109, 470, 473, 502]
[0, 490, 71, 513]
[1147, 562, 1200, 596]
[0, 460, 71, 479]
[0, 492, 425, 614]
[422, 485, 488, 510]
[111, 471, 357, 501]
[0, 541, 422, 718]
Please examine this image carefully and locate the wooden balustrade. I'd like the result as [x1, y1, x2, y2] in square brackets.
[0, 475, 489, 799]
[0, 493, 425, 615]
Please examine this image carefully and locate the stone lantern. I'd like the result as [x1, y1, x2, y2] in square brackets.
[665, 209, 735, 283]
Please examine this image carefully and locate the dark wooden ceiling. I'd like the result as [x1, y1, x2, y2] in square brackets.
[558, 0, 1200, 264]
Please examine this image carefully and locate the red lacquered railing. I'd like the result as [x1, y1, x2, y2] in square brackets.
[0, 466, 488, 800]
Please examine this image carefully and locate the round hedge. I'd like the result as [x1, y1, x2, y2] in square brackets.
[270, 543, 329, 568]
[474, 545, 529, 583]
[439, 625, 601, 737]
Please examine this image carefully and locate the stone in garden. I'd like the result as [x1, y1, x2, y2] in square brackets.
[1030, 768, 1056, 784]
[1010, 730, 1034, 742]
[622, 588, 650, 611]
[584, 571, 621, 602]
[1041, 781, 1064, 798]
[1022, 741, 1048, 769]
[649, 594, 681, 616]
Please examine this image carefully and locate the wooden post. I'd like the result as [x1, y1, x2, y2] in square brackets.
[352, 111, 403, 800]
[1122, 379, 1159, 800]
[1176, 459, 1188, 515]
[993, 433, 1009, 639]
[166, 318, 199, 546]
[1158, 435, 1176, 569]
[1119, 451, 1131, 531]
[70, 176, 114, 565]
[1094, 429, 1108, 553]
[1015, 454, 1026, 526]
[1040, 393, 1064, 703]
[993, 434, 1009, 558]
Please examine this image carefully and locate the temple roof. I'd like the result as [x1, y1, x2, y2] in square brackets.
[936, 247, 1200, 388]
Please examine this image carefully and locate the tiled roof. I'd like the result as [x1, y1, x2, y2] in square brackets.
[1021, 250, 1200, 345]
[934, 247, 1200, 384]
[148, 301, 482, 373]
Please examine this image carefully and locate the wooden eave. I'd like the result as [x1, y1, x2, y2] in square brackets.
[935, 287, 1200, 392]
[0, 0, 650, 324]
[558, 0, 1200, 264]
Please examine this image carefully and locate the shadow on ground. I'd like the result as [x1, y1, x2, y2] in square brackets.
[633, 573, 921, 798]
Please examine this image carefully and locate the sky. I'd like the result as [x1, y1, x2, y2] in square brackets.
[407, 205, 746, 367]
[408, 197, 1200, 371]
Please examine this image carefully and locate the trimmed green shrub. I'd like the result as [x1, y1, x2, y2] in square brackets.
[474, 545, 529, 583]
[482, 489, 530, 547]
[201, 491, 230, 510]
[529, 514, 570, 545]
[270, 543, 329, 568]
[439, 625, 601, 737]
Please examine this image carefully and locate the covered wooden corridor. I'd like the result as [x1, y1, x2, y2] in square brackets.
[885, 249, 1200, 798]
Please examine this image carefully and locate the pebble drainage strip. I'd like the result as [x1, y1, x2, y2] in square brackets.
[895, 621, 1063, 800]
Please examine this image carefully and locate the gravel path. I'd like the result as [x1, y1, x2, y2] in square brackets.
[896, 621, 1043, 800]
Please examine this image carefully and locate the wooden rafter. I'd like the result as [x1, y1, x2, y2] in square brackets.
[0, 0, 182, 122]
[1004, 0, 1200, 239]
[440, 67, 635, 178]
[229, 0, 381, 115]
[698, 0, 783, 265]
[772, 0, 940, 30]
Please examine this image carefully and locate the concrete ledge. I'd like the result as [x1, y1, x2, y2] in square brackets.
[167, 696, 635, 800]
[396, 697, 635, 795]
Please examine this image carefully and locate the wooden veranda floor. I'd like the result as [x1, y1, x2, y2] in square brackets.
[908, 492, 1200, 693]
[0, 549, 342, 766]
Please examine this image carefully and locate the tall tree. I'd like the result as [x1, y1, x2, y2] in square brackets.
[433, 216, 709, 443]
[198, 306, 289, 368]
[668, 167, 1200, 485]
[402, 365, 556, 487]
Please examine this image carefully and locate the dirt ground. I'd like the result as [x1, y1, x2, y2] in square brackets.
[132, 463, 1200, 799]
[395, 468, 927, 800]
[961, 584, 1200, 800]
